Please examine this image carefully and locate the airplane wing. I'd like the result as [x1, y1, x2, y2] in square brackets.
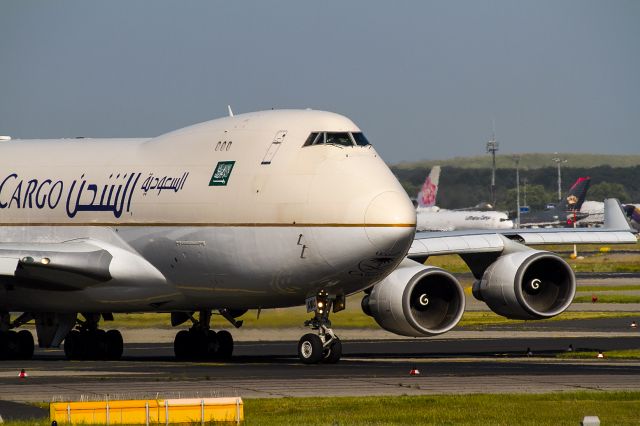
[0, 239, 167, 291]
[0, 242, 111, 290]
[409, 198, 636, 261]
[364, 199, 637, 340]
[0, 235, 174, 349]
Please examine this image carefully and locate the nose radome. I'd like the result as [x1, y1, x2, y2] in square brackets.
[364, 191, 416, 251]
[365, 191, 416, 226]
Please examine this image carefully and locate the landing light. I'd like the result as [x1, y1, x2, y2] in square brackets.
[41, 257, 50, 265]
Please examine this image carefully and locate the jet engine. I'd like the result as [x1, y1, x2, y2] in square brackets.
[472, 250, 575, 320]
[361, 258, 465, 337]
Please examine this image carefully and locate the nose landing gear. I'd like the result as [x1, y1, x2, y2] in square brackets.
[298, 291, 344, 364]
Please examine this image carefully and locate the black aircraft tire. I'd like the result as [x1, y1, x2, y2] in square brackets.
[0, 332, 8, 360]
[216, 330, 234, 360]
[16, 330, 34, 360]
[92, 329, 108, 360]
[64, 330, 82, 360]
[6, 331, 19, 360]
[105, 330, 124, 360]
[174, 330, 191, 360]
[298, 333, 323, 364]
[205, 330, 219, 359]
[0, 332, 18, 360]
[189, 330, 210, 360]
[322, 338, 342, 364]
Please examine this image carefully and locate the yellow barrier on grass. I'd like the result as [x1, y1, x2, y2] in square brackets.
[50, 397, 243, 425]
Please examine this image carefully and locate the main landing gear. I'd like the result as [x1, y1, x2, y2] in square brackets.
[0, 331, 34, 360]
[173, 310, 235, 361]
[0, 312, 34, 360]
[298, 290, 344, 364]
[64, 314, 123, 360]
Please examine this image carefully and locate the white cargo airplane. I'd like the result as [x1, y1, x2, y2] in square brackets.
[0, 110, 635, 364]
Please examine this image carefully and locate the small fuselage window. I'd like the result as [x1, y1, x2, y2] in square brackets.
[303, 131, 371, 147]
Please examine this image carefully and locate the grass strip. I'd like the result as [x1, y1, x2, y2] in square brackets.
[5, 392, 640, 426]
[241, 392, 640, 425]
[537, 243, 640, 252]
[458, 311, 639, 327]
[558, 349, 640, 360]
[426, 253, 640, 274]
[569, 263, 640, 273]
[577, 285, 640, 292]
[573, 295, 640, 304]
[105, 308, 639, 330]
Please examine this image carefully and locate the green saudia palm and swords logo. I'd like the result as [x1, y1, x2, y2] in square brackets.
[209, 161, 235, 186]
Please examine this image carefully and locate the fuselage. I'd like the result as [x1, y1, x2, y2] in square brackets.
[0, 110, 416, 312]
[416, 208, 513, 231]
[578, 200, 604, 225]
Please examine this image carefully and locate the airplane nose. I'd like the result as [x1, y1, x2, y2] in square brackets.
[364, 191, 416, 252]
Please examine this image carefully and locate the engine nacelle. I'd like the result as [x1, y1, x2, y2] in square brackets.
[472, 250, 575, 320]
[362, 258, 465, 337]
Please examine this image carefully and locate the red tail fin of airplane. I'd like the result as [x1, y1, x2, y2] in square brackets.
[565, 176, 590, 212]
[417, 166, 440, 208]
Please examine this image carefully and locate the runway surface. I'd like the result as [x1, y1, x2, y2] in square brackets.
[0, 333, 639, 404]
[0, 274, 638, 419]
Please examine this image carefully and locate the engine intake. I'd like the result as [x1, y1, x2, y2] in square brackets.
[362, 259, 465, 337]
[472, 250, 575, 320]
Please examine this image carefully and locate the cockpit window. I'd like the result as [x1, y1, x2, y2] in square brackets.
[303, 132, 320, 146]
[325, 132, 353, 146]
[302, 131, 371, 147]
[352, 132, 370, 146]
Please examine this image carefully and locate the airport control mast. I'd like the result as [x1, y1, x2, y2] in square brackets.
[486, 132, 499, 207]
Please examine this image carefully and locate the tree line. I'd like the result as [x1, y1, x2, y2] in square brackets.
[391, 165, 640, 210]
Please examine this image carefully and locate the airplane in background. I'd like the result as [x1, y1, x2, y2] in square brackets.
[613, 204, 640, 231]
[518, 177, 591, 228]
[0, 110, 635, 364]
[415, 166, 513, 231]
[574, 200, 602, 226]
[415, 165, 441, 211]
[518, 176, 637, 229]
[627, 205, 640, 231]
[579, 201, 640, 229]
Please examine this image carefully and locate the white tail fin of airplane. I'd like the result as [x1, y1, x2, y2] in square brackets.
[417, 166, 440, 208]
[604, 198, 633, 230]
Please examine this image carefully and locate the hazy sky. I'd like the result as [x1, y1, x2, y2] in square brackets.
[1, 1, 638, 163]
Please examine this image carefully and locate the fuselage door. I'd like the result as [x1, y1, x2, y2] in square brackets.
[261, 130, 287, 165]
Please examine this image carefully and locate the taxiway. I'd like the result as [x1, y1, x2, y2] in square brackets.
[0, 333, 638, 403]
